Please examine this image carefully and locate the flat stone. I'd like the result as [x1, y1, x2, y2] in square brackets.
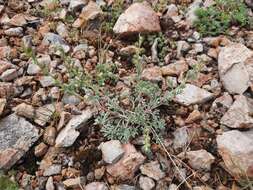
[217, 129, 253, 178]
[161, 59, 188, 76]
[4, 27, 23, 37]
[55, 109, 93, 147]
[0, 68, 18, 82]
[186, 149, 215, 171]
[139, 176, 155, 190]
[218, 43, 253, 94]
[173, 126, 190, 149]
[85, 182, 108, 190]
[43, 164, 62, 176]
[221, 95, 253, 129]
[99, 140, 125, 164]
[112, 184, 136, 190]
[27, 63, 41, 75]
[113, 2, 161, 36]
[63, 177, 86, 188]
[140, 161, 165, 180]
[39, 76, 55, 87]
[62, 93, 81, 105]
[34, 104, 55, 126]
[14, 103, 35, 119]
[0, 114, 40, 170]
[174, 84, 213, 106]
[141, 66, 163, 82]
[106, 143, 145, 181]
[9, 14, 27, 26]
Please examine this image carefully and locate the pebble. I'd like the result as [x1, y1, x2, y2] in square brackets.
[27, 63, 41, 75]
[63, 177, 86, 188]
[0, 98, 6, 115]
[35, 142, 48, 157]
[173, 126, 190, 149]
[4, 27, 23, 36]
[139, 176, 155, 190]
[43, 126, 56, 146]
[46, 176, 55, 190]
[0, 68, 18, 82]
[85, 182, 108, 190]
[100, 140, 125, 164]
[39, 76, 55, 87]
[140, 161, 165, 180]
[43, 164, 62, 176]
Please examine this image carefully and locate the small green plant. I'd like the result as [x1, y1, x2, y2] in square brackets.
[194, 0, 251, 36]
[95, 62, 118, 86]
[153, 0, 168, 13]
[101, 0, 124, 33]
[0, 175, 18, 190]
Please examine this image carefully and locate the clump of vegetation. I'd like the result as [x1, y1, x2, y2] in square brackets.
[0, 175, 18, 190]
[194, 0, 251, 36]
[101, 0, 125, 33]
[95, 62, 118, 86]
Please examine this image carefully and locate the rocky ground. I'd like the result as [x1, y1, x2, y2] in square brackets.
[0, 0, 253, 189]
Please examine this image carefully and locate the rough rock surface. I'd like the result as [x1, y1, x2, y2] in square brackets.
[218, 43, 253, 94]
[140, 161, 165, 180]
[186, 149, 215, 171]
[0, 114, 40, 170]
[106, 143, 145, 181]
[221, 95, 253, 129]
[100, 140, 125, 164]
[55, 109, 93, 147]
[113, 2, 161, 36]
[217, 129, 253, 178]
[85, 182, 108, 190]
[174, 84, 213, 106]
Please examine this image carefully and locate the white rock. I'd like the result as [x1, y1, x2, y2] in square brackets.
[217, 129, 253, 178]
[173, 126, 190, 149]
[68, 0, 87, 11]
[85, 182, 108, 190]
[27, 63, 41, 75]
[0, 68, 18, 82]
[113, 2, 161, 36]
[100, 140, 125, 164]
[39, 76, 55, 87]
[4, 27, 23, 37]
[220, 95, 253, 129]
[43, 164, 62, 176]
[174, 84, 213, 106]
[139, 176, 155, 190]
[46, 176, 55, 190]
[218, 43, 253, 94]
[55, 109, 93, 147]
[186, 149, 215, 171]
[56, 22, 68, 38]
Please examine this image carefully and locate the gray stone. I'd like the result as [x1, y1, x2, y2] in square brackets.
[217, 129, 253, 178]
[85, 182, 108, 190]
[68, 0, 87, 11]
[100, 140, 125, 164]
[140, 161, 165, 180]
[55, 109, 93, 147]
[43, 164, 62, 176]
[173, 126, 190, 149]
[27, 63, 41, 75]
[186, 0, 202, 25]
[39, 76, 55, 87]
[0, 114, 40, 170]
[221, 95, 253, 129]
[113, 184, 136, 190]
[139, 176, 155, 190]
[186, 149, 215, 171]
[0, 68, 18, 82]
[62, 93, 81, 105]
[218, 43, 253, 94]
[113, 2, 161, 36]
[174, 84, 213, 106]
[4, 27, 23, 37]
[56, 22, 68, 38]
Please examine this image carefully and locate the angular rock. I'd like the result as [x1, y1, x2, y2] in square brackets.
[4, 27, 23, 37]
[140, 161, 165, 180]
[55, 109, 93, 147]
[141, 66, 163, 82]
[0, 68, 18, 82]
[186, 149, 215, 171]
[68, 0, 87, 12]
[112, 184, 136, 190]
[0, 114, 40, 170]
[14, 103, 35, 119]
[106, 143, 145, 181]
[85, 182, 108, 190]
[46, 176, 54, 190]
[173, 126, 190, 149]
[185, 110, 202, 124]
[35, 142, 48, 157]
[212, 93, 233, 110]
[186, 0, 202, 25]
[217, 129, 253, 178]
[56, 22, 68, 38]
[39, 76, 55, 87]
[63, 177, 86, 188]
[218, 43, 253, 94]
[99, 140, 125, 164]
[43, 126, 56, 146]
[73, 1, 102, 28]
[221, 95, 253, 129]
[139, 176, 155, 190]
[9, 14, 27, 26]
[161, 59, 188, 76]
[43, 164, 62, 176]
[113, 2, 161, 36]
[27, 63, 41, 75]
[34, 104, 55, 126]
[174, 84, 213, 106]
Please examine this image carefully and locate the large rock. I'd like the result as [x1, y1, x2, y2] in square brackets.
[218, 43, 253, 94]
[0, 114, 40, 170]
[221, 95, 253, 129]
[217, 130, 253, 178]
[106, 143, 145, 181]
[55, 109, 93, 147]
[174, 84, 213, 106]
[113, 2, 161, 36]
